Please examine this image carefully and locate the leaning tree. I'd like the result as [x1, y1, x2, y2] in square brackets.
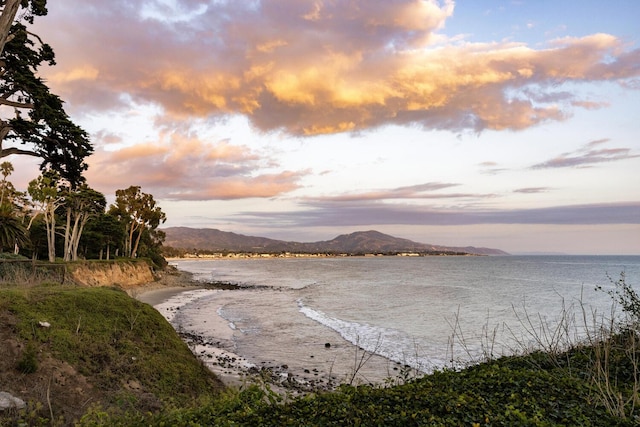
[0, 0, 92, 187]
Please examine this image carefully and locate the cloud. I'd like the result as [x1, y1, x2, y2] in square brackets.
[85, 133, 308, 200]
[303, 182, 500, 202]
[235, 201, 640, 228]
[513, 187, 552, 194]
[478, 161, 509, 175]
[36, 0, 640, 136]
[532, 139, 639, 169]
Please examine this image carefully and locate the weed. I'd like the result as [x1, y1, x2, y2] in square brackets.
[17, 342, 38, 374]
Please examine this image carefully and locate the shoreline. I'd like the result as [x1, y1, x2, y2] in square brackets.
[135, 274, 256, 388]
[135, 267, 415, 392]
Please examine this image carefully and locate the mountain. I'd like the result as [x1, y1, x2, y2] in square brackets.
[162, 227, 509, 256]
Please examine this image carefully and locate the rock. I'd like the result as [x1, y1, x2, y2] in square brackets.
[38, 321, 51, 328]
[0, 391, 26, 411]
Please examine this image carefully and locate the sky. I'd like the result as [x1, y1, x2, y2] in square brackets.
[7, 0, 640, 254]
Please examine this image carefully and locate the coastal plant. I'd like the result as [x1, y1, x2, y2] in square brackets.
[590, 273, 640, 420]
[505, 296, 581, 369]
[446, 306, 501, 368]
[597, 272, 640, 323]
[347, 334, 382, 385]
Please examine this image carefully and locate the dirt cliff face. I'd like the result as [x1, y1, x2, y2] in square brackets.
[69, 262, 155, 289]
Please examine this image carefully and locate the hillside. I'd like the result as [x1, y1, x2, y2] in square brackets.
[0, 265, 224, 426]
[162, 228, 509, 255]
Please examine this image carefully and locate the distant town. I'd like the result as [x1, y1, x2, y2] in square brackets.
[167, 250, 478, 259]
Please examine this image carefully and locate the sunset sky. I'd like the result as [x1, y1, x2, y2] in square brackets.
[10, 0, 640, 254]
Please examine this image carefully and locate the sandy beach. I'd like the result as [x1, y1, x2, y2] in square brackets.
[136, 285, 197, 306]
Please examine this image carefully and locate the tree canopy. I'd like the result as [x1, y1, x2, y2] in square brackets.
[110, 186, 167, 258]
[0, 0, 92, 187]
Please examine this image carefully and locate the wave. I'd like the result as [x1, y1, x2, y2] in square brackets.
[154, 289, 221, 323]
[297, 299, 448, 371]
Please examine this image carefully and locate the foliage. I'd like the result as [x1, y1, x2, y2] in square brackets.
[79, 213, 126, 260]
[0, 202, 29, 250]
[0, 1, 93, 186]
[597, 272, 640, 323]
[80, 348, 637, 426]
[17, 342, 38, 374]
[109, 186, 166, 258]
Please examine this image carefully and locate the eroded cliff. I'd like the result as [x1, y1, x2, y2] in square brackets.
[68, 261, 156, 289]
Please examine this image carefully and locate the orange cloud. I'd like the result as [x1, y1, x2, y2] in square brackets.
[37, 0, 640, 136]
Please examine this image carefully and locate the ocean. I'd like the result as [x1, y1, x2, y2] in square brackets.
[158, 255, 640, 387]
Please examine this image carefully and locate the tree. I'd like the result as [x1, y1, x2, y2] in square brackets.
[27, 170, 60, 261]
[61, 185, 106, 261]
[0, 160, 29, 253]
[81, 213, 125, 260]
[109, 186, 166, 258]
[0, 202, 28, 252]
[0, 0, 31, 55]
[0, 160, 26, 213]
[0, 0, 92, 187]
[0, 160, 12, 204]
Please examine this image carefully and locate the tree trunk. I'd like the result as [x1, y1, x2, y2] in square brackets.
[131, 229, 143, 258]
[127, 222, 139, 257]
[71, 217, 89, 261]
[0, 0, 21, 56]
[63, 208, 72, 261]
[45, 207, 56, 262]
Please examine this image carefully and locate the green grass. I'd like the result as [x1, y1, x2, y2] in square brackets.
[0, 283, 224, 425]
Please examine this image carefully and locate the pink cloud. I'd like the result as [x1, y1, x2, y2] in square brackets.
[84, 136, 307, 200]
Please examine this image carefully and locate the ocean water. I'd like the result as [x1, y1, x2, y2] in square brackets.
[166, 255, 640, 383]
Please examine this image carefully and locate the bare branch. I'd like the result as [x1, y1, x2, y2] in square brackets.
[0, 97, 34, 109]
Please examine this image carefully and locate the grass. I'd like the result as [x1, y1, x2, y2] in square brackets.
[0, 281, 224, 425]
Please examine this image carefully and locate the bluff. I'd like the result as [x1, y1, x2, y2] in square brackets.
[67, 260, 155, 289]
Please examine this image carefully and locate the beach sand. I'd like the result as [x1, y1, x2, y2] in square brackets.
[136, 286, 196, 306]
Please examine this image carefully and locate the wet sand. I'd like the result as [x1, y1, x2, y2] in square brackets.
[137, 286, 198, 306]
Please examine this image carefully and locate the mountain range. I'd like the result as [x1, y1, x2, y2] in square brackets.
[162, 227, 509, 256]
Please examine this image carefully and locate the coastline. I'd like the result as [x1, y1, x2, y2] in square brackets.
[134, 266, 410, 392]
[134, 271, 254, 388]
